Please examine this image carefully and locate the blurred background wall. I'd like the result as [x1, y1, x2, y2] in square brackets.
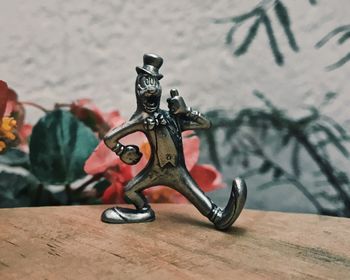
[1, 0, 349, 213]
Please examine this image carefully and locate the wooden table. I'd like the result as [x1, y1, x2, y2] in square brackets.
[0, 204, 349, 279]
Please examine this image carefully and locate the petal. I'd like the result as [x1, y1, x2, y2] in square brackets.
[183, 134, 200, 171]
[104, 110, 125, 128]
[104, 165, 133, 184]
[71, 99, 105, 121]
[190, 164, 224, 192]
[71, 99, 108, 135]
[84, 140, 120, 174]
[4, 88, 18, 117]
[0, 81, 9, 118]
[18, 123, 33, 152]
[102, 181, 125, 204]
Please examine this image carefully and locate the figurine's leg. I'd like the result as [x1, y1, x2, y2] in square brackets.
[124, 175, 153, 210]
[101, 172, 156, 224]
[171, 167, 214, 217]
[172, 167, 247, 231]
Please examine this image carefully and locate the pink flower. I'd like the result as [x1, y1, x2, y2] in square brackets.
[84, 113, 224, 204]
[70, 99, 123, 138]
[0, 81, 19, 152]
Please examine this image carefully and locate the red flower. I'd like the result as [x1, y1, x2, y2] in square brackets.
[0, 81, 18, 152]
[70, 99, 123, 138]
[84, 113, 223, 204]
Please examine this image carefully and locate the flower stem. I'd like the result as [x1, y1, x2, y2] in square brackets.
[21, 101, 50, 113]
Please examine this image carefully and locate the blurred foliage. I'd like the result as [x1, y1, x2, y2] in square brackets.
[0, 148, 29, 169]
[0, 171, 60, 207]
[199, 91, 350, 217]
[214, 0, 306, 66]
[29, 110, 98, 185]
[0, 89, 109, 207]
[216, 0, 350, 71]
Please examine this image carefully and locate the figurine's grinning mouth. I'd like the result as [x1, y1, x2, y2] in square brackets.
[147, 96, 158, 106]
[144, 95, 160, 111]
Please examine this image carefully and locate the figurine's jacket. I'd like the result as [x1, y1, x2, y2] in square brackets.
[150, 111, 182, 167]
[104, 108, 211, 171]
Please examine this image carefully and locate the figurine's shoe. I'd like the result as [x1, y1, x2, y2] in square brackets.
[101, 206, 155, 224]
[213, 178, 247, 230]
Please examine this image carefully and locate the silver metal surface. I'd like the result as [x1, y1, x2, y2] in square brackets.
[102, 53, 247, 230]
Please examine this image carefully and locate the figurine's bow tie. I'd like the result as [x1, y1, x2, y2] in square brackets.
[143, 112, 167, 130]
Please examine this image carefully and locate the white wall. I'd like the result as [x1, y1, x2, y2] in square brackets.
[1, 0, 349, 213]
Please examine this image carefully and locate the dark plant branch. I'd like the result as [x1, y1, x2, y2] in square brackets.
[215, 0, 299, 66]
[326, 52, 350, 71]
[315, 25, 350, 48]
[274, 0, 299, 51]
[338, 31, 350, 44]
[309, 0, 317, 5]
[202, 91, 350, 217]
[243, 138, 326, 213]
[261, 11, 284, 65]
[316, 25, 350, 70]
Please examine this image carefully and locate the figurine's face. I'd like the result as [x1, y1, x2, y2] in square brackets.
[136, 74, 162, 113]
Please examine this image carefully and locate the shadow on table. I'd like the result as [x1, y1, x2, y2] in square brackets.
[168, 212, 247, 236]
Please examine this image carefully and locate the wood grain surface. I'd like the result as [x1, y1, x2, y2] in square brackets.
[0, 204, 349, 280]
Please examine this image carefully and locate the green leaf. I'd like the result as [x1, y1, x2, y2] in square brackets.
[0, 172, 36, 208]
[309, 0, 317, 5]
[234, 19, 260, 56]
[274, 1, 299, 52]
[320, 92, 337, 107]
[261, 13, 284, 65]
[0, 148, 29, 169]
[315, 25, 350, 48]
[338, 31, 350, 44]
[29, 110, 99, 185]
[226, 25, 237, 45]
[326, 52, 350, 71]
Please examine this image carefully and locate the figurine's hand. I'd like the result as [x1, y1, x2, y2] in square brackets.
[167, 89, 188, 115]
[120, 145, 142, 165]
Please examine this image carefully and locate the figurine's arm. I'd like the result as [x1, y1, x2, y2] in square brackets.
[104, 120, 144, 165]
[167, 89, 211, 131]
[179, 109, 212, 131]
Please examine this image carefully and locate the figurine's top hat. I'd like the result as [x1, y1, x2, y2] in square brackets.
[136, 53, 163, 80]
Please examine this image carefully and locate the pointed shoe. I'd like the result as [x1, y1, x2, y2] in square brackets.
[214, 178, 247, 230]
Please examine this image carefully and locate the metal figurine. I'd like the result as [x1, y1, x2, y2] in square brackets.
[102, 54, 247, 230]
